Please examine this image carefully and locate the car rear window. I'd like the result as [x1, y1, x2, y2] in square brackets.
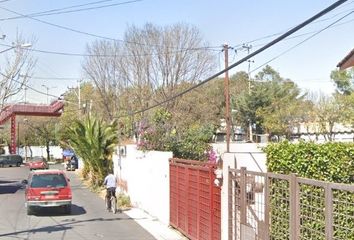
[30, 174, 67, 188]
[29, 157, 45, 162]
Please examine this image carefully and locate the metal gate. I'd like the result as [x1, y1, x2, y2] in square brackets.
[170, 158, 221, 240]
[229, 167, 354, 240]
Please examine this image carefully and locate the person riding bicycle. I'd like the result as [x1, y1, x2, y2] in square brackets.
[103, 170, 117, 211]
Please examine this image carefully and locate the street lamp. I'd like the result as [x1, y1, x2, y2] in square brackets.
[0, 43, 32, 54]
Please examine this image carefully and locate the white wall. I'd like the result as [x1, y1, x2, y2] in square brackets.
[112, 143, 266, 237]
[18, 146, 64, 160]
[213, 143, 267, 172]
[113, 144, 173, 225]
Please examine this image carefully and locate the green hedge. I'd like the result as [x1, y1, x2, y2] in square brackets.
[264, 141, 354, 183]
[264, 141, 354, 239]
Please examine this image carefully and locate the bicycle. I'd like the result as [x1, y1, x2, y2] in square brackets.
[105, 188, 117, 214]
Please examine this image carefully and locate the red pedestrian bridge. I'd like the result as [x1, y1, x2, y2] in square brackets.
[0, 100, 64, 154]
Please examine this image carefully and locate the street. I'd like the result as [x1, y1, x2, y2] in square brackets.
[0, 164, 156, 240]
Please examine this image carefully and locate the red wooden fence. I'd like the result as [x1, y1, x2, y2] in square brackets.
[170, 158, 221, 240]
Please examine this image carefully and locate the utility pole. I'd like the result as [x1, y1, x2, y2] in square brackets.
[243, 44, 254, 142]
[78, 79, 81, 112]
[223, 44, 231, 153]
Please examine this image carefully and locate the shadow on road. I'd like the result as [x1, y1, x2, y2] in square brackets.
[0, 214, 149, 238]
[31, 204, 87, 217]
[0, 181, 24, 194]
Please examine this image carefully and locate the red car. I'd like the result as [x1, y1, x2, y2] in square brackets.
[26, 156, 49, 170]
[23, 169, 72, 215]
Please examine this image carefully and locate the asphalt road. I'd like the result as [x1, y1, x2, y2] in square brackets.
[0, 164, 156, 240]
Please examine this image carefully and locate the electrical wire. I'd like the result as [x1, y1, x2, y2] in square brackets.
[115, 0, 349, 118]
[250, 10, 354, 74]
[0, 0, 143, 21]
[0, 43, 220, 57]
[1, 12, 353, 58]
[233, 6, 354, 48]
[28, 76, 80, 80]
[0, 6, 221, 50]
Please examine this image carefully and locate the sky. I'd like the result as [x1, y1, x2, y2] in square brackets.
[0, 0, 353, 105]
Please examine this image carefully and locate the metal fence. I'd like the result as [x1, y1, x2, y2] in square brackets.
[229, 167, 354, 240]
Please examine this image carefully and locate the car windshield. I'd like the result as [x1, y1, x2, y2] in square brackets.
[30, 174, 67, 188]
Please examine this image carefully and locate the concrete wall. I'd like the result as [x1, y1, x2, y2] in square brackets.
[113, 144, 173, 225]
[18, 146, 64, 160]
[212, 143, 267, 172]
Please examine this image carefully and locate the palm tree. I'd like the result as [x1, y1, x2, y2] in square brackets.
[64, 117, 119, 187]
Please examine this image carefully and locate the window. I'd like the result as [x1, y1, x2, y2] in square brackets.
[31, 174, 67, 188]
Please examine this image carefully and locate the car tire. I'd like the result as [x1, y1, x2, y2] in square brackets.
[16, 162, 21, 167]
[27, 206, 33, 215]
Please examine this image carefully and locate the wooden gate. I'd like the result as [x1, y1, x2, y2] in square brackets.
[170, 158, 221, 240]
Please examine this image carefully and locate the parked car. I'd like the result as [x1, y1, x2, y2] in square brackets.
[0, 154, 23, 167]
[23, 169, 72, 215]
[26, 156, 49, 170]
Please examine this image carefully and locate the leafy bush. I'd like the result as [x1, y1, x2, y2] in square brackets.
[138, 108, 215, 161]
[117, 193, 131, 209]
[264, 141, 354, 182]
[168, 124, 214, 161]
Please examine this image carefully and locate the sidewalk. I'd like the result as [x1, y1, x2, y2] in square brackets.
[124, 208, 188, 240]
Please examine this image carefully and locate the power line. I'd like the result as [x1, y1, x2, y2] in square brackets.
[117, 0, 349, 118]
[0, 6, 218, 50]
[250, 10, 354, 74]
[29, 76, 80, 80]
[1, 12, 352, 59]
[0, 0, 143, 21]
[233, 6, 354, 48]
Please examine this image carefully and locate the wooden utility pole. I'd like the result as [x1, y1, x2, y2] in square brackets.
[223, 44, 231, 153]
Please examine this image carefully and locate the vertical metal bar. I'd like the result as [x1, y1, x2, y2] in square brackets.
[240, 167, 247, 225]
[264, 173, 270, 239]
[197, 168, 200, 240]
[186, 166, 190, 236]
[289, 174, 299, 240]
[176, 162, 179, 228]
[227, 167, 232, 240]
[325, 183, 333, 240]
[210, 166, 215, 240]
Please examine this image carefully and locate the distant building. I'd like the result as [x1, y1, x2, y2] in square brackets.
[337, 48, 354, 70]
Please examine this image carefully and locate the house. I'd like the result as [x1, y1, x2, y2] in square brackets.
[337, 48, 354, 70]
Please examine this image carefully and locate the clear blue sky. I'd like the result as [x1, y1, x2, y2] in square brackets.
[0, 0, 353, 104]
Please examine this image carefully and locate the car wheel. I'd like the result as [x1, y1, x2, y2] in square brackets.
[27, 206, 33, 215]
[16, 162, 21, 167]
[0, 163, 4, 168]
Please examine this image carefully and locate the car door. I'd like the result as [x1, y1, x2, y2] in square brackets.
[0, 155, 9, 167]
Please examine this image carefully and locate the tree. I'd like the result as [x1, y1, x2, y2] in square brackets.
[0, 35, 36, 110]
[315, 95, 344, 141]
[22, 117, 59, 160]
[330, 68, 354, 95]
[233, 65, 306, 140]
[82, 23, 216, 123]
[64, 117, 119, 187]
